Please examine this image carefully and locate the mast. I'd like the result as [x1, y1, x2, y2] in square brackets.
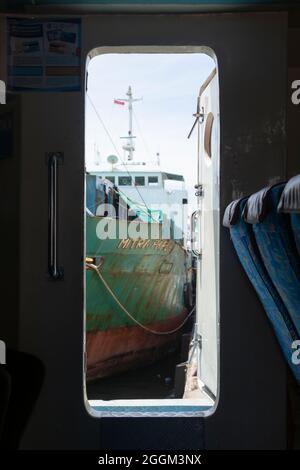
[117, 86, 141, 161]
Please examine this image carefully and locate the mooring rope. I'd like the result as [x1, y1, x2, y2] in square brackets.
[87, 262, 195, 336]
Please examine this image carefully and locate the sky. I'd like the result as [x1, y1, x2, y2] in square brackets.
[85, 53, 215, 209]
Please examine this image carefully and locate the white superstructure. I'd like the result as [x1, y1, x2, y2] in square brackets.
[90, 86, 189, 240]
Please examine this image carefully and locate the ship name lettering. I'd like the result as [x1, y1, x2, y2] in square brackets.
[118, 239, 132, 249]
[137, 239, 150, 248]
[118, 239, 171, 250]
[152, 240, 170, 251]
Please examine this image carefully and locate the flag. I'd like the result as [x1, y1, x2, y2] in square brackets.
[114, 99, 125, 106]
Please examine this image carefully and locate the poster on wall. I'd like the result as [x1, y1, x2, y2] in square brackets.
[7, 18, 81, 92]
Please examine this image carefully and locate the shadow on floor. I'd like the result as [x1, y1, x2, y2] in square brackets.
[87, 348, 181, 401]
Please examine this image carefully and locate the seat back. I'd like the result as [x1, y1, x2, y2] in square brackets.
[244, 184, 300, 339]
[223, 198, 300, 383]
[278, 174, 300, 257]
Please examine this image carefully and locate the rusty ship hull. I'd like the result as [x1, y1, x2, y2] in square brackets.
[86, 216, 189, 380]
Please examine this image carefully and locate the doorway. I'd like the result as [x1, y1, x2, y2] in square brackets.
[84, 48, 219, 417]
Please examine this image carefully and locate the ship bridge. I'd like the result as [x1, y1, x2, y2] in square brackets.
[92, 168, 188, 237]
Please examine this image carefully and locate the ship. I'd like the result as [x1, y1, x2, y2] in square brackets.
[85, 87, 193, 380]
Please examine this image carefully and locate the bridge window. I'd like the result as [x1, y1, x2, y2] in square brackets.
[106, 176, 115, 184]
[118, 176, 132, 186]
[135, 176, 145, 186]
[148, 176, 158, 186]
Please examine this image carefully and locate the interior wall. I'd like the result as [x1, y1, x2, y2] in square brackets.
[0, 96, 20, 349]
[0, 12, 288, 449]
[206, 11, 288, 450]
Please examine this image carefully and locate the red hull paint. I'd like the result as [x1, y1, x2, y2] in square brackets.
[86, 309, 188, 380]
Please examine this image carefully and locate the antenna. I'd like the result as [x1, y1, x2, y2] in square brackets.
[107, 154, 118, 170]
[94, 143, 101, 166]
[156, 152, 160, 166]
[117, 86, 142, 161]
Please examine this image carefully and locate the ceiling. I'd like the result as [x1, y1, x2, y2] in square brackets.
[1, 0, 300, 14]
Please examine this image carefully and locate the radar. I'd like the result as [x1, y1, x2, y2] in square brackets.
[107, 155, 118, 165]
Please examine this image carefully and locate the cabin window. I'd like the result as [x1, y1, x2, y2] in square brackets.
[118, 176, 132, 186]
[148, 176, 158, 186]
[106, 176, 116, 184]
[135, 176, 145, 186]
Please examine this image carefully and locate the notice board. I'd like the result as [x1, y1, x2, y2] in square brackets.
[7, 18, 81, 92]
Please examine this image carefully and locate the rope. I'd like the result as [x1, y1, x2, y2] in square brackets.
[87, 263, 195, 336]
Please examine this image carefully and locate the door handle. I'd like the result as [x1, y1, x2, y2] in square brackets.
[48, 152, 64, 280]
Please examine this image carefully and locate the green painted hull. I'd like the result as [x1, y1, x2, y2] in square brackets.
[86, 215, 189, 379]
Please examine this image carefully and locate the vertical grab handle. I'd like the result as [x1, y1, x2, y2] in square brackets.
[191, 209, 202, 258]
[48, 152, 64, 280]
